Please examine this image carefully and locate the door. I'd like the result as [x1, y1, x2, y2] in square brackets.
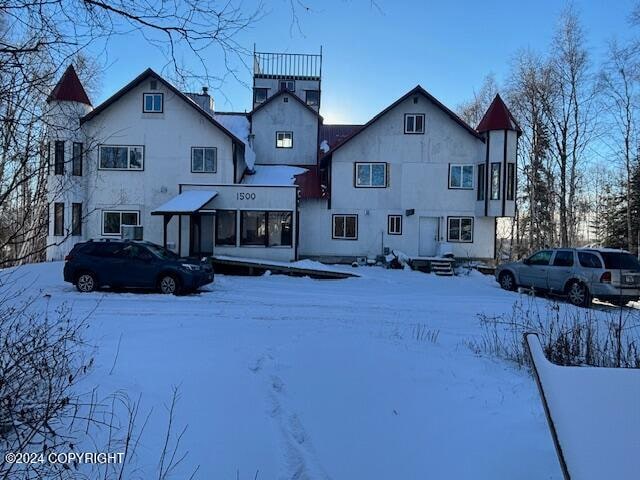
[548, 250, 575, 292]
[418, 217, 439, 257]
[519, 250, 553, 289]
[116, 244, 159, 287]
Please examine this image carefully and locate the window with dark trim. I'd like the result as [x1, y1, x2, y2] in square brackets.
[254, 88, 268, 104]
[99, 145, 144, 170]
[54, 140, 64, 175]
[404, 114, 425, 134]
[355, 162, 387, 188]
[507, 162, 515, 200]
[332, 214, 357, 240]
[449, 165, 474, 189]
[191, 147, 217, 173]
[388, 215, 402, 235]
[477, 163, 485, 201]
[447, 217, 473, 243]
[490, 162, 501, 200]
[102, 210, 140, 236]
[276, 131, 293, 148]
[53, 203, 64, 236]
[305, 90, 319, 107]
[72, 202, 82, 236]
[72, 142, 83, 176]
[279, 80, 295, 92]
[240, 211, 293, 247]
[143, 93, 163, 112]
[215, 210, 237, 246]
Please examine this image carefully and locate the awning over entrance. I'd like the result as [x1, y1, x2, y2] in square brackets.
[151, 190, 218, 215]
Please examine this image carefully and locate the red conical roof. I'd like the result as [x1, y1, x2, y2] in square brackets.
[476, 94, 520, 134]
[48, 65, 92, 105]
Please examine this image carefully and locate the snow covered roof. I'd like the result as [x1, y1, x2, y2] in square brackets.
[151, 190, 218, 215]
[213, 113, 256, 170]
[242, 165, 307, 186]
[526, 333, 640, 480]
[48, 65, 92, 105]
[476, 94, 521, 134]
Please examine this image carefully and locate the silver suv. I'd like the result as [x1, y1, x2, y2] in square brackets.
[495, 248, 640, 307]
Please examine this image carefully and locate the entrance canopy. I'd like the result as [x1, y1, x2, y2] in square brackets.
[151, 190, 218, 216]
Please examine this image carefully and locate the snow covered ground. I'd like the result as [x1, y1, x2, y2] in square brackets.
[5, 262, 628, 479]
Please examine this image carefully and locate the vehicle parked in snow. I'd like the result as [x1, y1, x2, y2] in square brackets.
[63, 240, 214, 294]
[495, 248, 640, 307]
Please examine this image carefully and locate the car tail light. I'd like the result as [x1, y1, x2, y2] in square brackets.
[600, 271, 611, 283]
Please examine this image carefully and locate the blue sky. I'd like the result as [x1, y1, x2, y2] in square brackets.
[93, 0, 636, 124]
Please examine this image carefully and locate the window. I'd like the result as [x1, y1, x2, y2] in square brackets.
[279, 80, 295, 92]
[143, 93, 163, 112]
[99, 145, 144, 170]
[72, 142, 83, 176]
[388, 215, 402, 235]
[276, 131, 293, 149]
[600, 252, 640, 270]
[191, 147, 217, 173]
[449, 165, 474, 189]
[305, 90, 320, 107]
[54, 141, 64, 175]
[404, 114, 425, 134]
[333, 215, 357, 240]
[215, 210, 237, 246]
[527, 250, 553, 266]
[578, 252, 603, 269]
[477, 164, 486, 201]
[102, 210, 140, 236]
[53, 203, 64, 236]
[240, 211, 266, 246]
[552, 250, 574, 267]
[267, 211, 293, 247]
[355, 162, 387, 188]
[72, 203, 82, 236]
[507, 163, 515, 200]
[447, 217, 473, 242]
[254, 88, 268, 104]
[490, 162, 501, 200]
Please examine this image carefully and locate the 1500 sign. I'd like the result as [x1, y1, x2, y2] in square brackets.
[236, 192, 257, 200]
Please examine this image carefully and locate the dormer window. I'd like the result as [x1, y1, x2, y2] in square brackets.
[279, 80, 295, 92]
[305, 90, 319, 107]
[254, 88, 268, 104]
[143, 93, 163, 113]
[405, 113, 425, 134]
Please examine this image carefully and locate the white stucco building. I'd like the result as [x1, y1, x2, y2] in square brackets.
[46, 50, 520, 264]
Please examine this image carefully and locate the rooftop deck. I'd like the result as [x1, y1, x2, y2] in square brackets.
[253, 50, 322, 80]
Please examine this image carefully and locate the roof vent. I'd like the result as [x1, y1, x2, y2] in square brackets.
[202, 86, 209, 95]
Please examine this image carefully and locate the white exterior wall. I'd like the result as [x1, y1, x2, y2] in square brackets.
[298, 94, 497, 260]
[253, 78, 320, 110]
[251, 93, 318, 166]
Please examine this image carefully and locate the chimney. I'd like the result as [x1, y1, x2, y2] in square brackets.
[185, 87, 215, 114]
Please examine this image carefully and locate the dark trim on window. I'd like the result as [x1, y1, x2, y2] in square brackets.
[253, 87, 268, 104]
[388, 214, 402, 235]
[54, 140, 64, 175]
[72, 142, 83, 176]
[142, 92, 164, 113]
[98, 145, 145, 171]
[190, 146, 218, 173]
[101, 210, 140, 236]
[446, 216, 474, 243]
[404, 113, 425, 134]
[448, 164, 474, 190]
[53, 202, 64, 236]
[477, 163, 486, 201]
[490, 162, 501, 200]
[279, 79, 295, 92]
[332, 214, 358, 240]
[215, 209, 237, 246]
[502, 130, 508, 215]
[239, 210, 294, 248]
[275, 131, 293, 149]
[507, 162, 515, 201]
[71, 202, 82, 236]
[354, 162, 388, 188]
[484, 133, 490, 215]
[305, 89, 320, 107]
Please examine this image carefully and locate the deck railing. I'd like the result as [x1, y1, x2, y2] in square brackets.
[253, 51, 322, 79]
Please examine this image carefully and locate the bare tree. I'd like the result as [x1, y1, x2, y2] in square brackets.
[457, 73, 499, 127]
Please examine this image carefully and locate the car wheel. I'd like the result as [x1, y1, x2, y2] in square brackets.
[499, 271, 517, 291]
[567, 281, 591, 307]
[159, 274, 180, 295]
[76, 272, 97, 293]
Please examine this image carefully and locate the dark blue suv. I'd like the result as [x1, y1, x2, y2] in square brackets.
[63, 240, 214, 294]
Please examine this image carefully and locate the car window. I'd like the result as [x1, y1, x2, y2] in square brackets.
[599, 252, 640, 270]
[552, 250, 574, 267]
[578, 252, 603, 269]
[117, 244, 153, 260]
[90, 243, 123, 258]
[528, 250, 552, 266]
[146, 243, 179, 260]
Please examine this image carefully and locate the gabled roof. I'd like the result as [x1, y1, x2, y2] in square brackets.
[249, 89, 323, 121]
[48, 65, 92, 105]
[80, 68, 244, 145]
[325, 85, 483, 155]
[320, 124, 363, 150]
[476, 94, 522, 134]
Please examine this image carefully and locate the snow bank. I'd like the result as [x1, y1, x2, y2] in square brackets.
[242, 165, 307, 186]
[213, 113, 256, 170]
[526, 334, 640, 480]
